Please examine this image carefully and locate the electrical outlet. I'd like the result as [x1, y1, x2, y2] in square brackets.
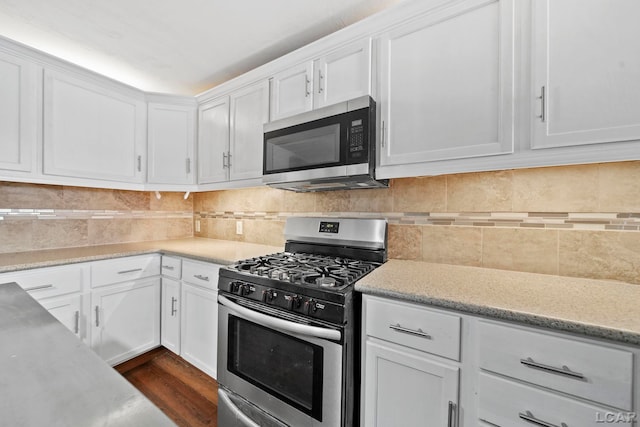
[195, 219, 201, 233]
[236, 220, 243, 235]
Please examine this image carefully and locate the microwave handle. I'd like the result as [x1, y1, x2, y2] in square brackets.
[218, 295, 341, 341]
[218, 388, 261, 427]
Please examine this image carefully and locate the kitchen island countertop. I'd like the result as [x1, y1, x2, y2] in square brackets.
[0, 238, 283, 274]
[356, 259, 640, 346]
[0, 282, 176, 426]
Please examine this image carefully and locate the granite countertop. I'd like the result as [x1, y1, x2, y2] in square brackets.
[0, 282, 176, 426]
[0, 238, 283, 273]
[356, 259, 640, 346]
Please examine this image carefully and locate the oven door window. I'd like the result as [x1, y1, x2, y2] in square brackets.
[228, 315, 324, 421]
[264, 123, 341, 173]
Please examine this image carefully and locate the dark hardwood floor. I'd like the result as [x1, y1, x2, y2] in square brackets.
[115, 347, 218, 427]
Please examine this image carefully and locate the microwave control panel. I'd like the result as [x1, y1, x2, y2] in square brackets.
[348, 119, 366, 160]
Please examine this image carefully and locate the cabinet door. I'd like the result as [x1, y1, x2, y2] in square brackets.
[161, 278, 181, 355]
[0, 50, 38, 173]
[531, 0, 640, 149]
[270, 62, 313, 121]
[40, 294, 87, 344]
[43, 69, 146, 183]
[379, 0, 514, 166]
[180, 283, 217, 378]
[198, 96, 230, 184]
[314, 38, 373, 109]
[229, 80, 270, 181]
[147, 102, 195, 185]
[91, 278, 161, 365]
[363, 340, 459, 427]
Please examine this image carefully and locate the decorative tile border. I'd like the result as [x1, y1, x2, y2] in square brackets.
[194, 211, 640, 231]
[0, 209, 193, 221]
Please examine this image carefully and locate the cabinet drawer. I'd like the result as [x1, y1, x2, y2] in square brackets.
[478, 373, 631, 427]
[1, 264, 86, 300]
[161, 256, 182, 279]
[365, 296, 460, 360]
[478, 321, 633, 410]
[91, 255, 161, 288]
[182, 260, 221, 290]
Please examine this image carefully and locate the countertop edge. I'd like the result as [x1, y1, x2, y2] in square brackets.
[356, 284, 640, 347]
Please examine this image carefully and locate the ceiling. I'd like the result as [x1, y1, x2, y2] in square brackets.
[0, 0, 404, 95]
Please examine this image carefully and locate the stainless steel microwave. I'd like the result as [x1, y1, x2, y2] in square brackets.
[262, 96, 388, 192]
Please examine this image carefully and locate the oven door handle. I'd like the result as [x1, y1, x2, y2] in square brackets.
[218, 295, 342, 341]
[218, 388, 260, 427]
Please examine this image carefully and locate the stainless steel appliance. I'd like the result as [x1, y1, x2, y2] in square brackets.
[217, 217, 388, 427]
[262, 96, 388, 192]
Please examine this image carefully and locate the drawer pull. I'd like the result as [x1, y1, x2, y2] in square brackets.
[519, 410, 567, 427]
[118, 268, 143, 275]
[194, 274, 210, 282]
[389, 323, 432, 339]
[95, 306, 100, 327]
[520, 357, 585, 380]
[24, 284, 54, 292]
[162, 265, 175, 270]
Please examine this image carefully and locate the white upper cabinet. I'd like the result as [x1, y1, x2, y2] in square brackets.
[378, 0, 514, 168]
[43, 69, 147, 183]
[0, 50, 38, 173]
[270, 38, 373, 121]
[198, 80, 269, 184]
[198, 96, 230, 184]
[229, 80, 269, 181]
[147, 100, 196, 185]
[531, 0, 640, 149]
[313, 38, 372, 109]
[270, 62, 314, 121]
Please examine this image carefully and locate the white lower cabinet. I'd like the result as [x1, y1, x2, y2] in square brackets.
[363, 340, 459, 426]
[361, 294, 640, 427]
[40, 294, 85, 342]
[180, 282, 218, 378]
[160, 256, 221, 379]
[362, 295, 460, 427]
[90, 278, 161, 366]
[161, 277, 181, 355]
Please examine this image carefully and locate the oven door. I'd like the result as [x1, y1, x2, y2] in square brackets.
[218, 294, 343, 427]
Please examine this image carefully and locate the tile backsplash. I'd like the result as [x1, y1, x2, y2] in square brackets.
[0, 182, 193, 252]
[1, 161, 638, 285]
[194, 161, 640, 285]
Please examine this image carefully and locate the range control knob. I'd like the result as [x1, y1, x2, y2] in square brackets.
[240, 284, 253, 296]
[262, 289, 276, 303]
[306, 298, 317, 315]
[285, 294, 302, 310]
[229, 281, 242, 293]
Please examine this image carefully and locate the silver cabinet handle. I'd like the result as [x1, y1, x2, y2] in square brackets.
[222, 152, 228, 168]
[171, 297, 177, 316]
[186, 157, 191, 174]
[95, 306, 100, 327]
[118, 268, 143, 275]
[24, 284, 54, 292]
[227, 151, 232, 168]
[520, 357, 585, 380]
[447, 401, 456, 427]
[194, 274, 210, 282]
[318, 69, 324, 93]
[381, 120, 386, 148]
[389, 323, 431, 339]
[162, 265, 175, 270]
[538, 86, 546, 122]
[74, 310, 80, 334]
[305, 75, 311, 97]
[519, 410, 566, 427]
[137, 155, 142, 172]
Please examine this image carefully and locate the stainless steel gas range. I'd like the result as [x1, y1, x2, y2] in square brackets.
[217, 216, 387, 427]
